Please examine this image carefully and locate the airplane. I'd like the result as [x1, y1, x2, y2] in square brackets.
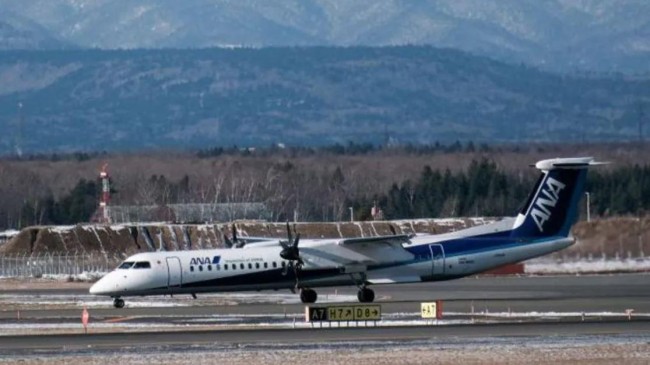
[90, 157, 601, 308]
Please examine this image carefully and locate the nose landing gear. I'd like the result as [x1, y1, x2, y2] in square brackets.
[113, 297, 125, 309]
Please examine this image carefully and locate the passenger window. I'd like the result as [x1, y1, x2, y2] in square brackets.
[224, 264, 228, 270]
[240, 263, 244, 270]
[208, 265, 212, 271]
[133, 262, 151, 269]
[255, 263, 260, 269]
[272, 262, 277, 268]
[264, 262, 268, 269]
[248, 263, 252, 269]
[281, 261, 286, 268]
[118, 261, 134, 269]
[199, 265, 203, 272]
[190, 266, 194, 272]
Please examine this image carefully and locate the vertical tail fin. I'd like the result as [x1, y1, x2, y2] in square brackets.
[511, 157, 603, 238]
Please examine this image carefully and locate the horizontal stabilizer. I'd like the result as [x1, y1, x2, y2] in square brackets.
[534, 157, 608, 171]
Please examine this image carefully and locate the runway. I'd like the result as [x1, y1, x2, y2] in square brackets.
[2, 273, 649, 318]
[1, 273, 649, 361]
[1, 320, 649, 353]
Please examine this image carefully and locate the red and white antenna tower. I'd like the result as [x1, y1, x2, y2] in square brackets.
[98, 163, 111, 223]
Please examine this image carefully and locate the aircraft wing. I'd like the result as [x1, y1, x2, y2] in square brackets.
[300, 234, 413, 270]
[336, 234, 413, 265]
[337, 234, 411, 246]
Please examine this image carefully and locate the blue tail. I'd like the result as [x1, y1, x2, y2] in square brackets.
[511, 157, 599, 238]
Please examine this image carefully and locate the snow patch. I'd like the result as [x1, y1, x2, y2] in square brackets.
[0, 229, 20, 239]
[49, 225, 76, 233]
[445, 311, 650, 318]
[0, 291, 359, 308]
[525, 258, 650, 274]
[41, 271, 107, 282]
[81, 300, 186, 308]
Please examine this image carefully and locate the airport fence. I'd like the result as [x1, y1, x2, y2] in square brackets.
[0, 252, 122, 278]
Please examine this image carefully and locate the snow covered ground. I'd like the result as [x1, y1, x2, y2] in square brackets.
[2, 333, 649, 364]
[0, 291, 361, 311]
[1, 309, 646, 337]
[525, 258, 650, 274]
[0, 229, 19, 247]
[0, 229, 19, 238]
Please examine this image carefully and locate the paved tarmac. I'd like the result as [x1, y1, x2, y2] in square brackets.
[2, 274, 649, 318]
[1, 320, 649, 354]
[0, 274, 649, 353]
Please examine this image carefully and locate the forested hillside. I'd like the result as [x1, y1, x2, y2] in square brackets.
[0, 47, 648, 154]
[1, 144, 648, 230]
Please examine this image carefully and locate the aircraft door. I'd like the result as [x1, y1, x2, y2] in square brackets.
[429, 244, 445, 276]
[166, 257, 182, 288]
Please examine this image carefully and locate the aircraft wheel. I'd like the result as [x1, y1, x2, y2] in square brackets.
[113, 298, 125, 309]
[300, 288, 318, 303]
[357, 288, 375, 303]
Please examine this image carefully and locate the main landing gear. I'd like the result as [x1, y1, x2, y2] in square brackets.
[300, 288, 318, 303]
[113, 297, 125, 309]
[357, 287, 375, 303]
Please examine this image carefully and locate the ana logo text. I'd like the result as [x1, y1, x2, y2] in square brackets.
[530, 176, 566, 232]
[190, 256, 221, 266]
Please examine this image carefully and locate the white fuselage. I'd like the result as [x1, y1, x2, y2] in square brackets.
[89, 222, 574, 298]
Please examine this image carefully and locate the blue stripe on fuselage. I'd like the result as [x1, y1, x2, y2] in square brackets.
[366, 231, 561, 272]
[406, 234, 552, 258]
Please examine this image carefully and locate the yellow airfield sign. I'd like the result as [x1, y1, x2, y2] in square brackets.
[306, 305, 381, 322]
[421, 301, 442, 319]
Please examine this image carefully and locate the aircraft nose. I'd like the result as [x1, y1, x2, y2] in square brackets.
[89, 278, 105, 295]
[89, 275, 116, 295]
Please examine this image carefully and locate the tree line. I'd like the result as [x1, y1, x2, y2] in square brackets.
[370, 160, 650, 220]
[6, 157, 649, 229]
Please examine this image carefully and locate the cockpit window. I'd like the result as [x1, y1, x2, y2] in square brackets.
[118, 261, 134, 269]
[133, 261, 151, 269]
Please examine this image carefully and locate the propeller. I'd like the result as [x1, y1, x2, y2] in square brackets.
[279, 222, 304, 291]
[280, 222, 302, 264]
[223, 223, 245, 249]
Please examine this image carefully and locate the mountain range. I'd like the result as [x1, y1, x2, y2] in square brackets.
[0, 0, 648, 73]
[0, 46, 647, 154]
